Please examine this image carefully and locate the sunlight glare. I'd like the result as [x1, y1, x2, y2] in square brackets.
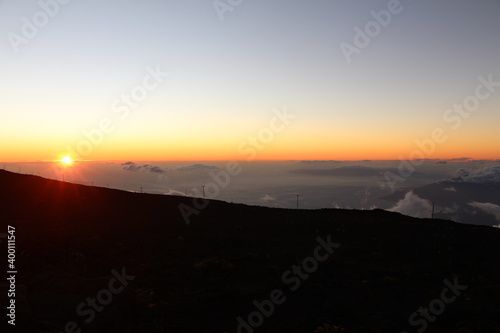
[61, 156, 73, 165]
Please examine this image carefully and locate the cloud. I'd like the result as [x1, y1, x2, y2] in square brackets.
[157, 175, 168, 181]
[148, 166, 167, 173]
[454, 168, 470, 178]
[121, 162, 167, 173]
[290, 165, 397, 177]
[444, 186, 457, 192]
[260, 194, 276, 202]
[455, 165, 500, 183]
[468, 202, 500, 222]
[388, 191, 433, 219]
[355, 187, 372, 207]
[176, 164, 218, 171]
[441, 204, 459, 214]
[331, 202, 341, 209]
[122, 161, 143, 172]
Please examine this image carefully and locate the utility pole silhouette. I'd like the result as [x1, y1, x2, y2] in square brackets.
[202, 186, 206, 198]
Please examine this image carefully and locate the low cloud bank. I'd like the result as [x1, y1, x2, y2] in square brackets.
[291, 165, 397, 177]
[455, 165, 500, 183]
[468, 202, 500, 222]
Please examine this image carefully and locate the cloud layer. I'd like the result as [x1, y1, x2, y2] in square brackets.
[290, 165, 397, 177]
[455, 165, 500, 183]
[468, 202, 500, 222]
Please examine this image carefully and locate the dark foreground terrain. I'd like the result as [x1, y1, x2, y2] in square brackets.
[0, 169, 499, 333]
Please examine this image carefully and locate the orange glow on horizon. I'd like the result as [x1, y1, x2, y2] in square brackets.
[1, 136, 499, 163]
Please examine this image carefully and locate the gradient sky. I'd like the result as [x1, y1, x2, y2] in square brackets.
[1, 0, 499, 162]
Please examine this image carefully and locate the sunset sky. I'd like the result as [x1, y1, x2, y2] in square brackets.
[1, 0, 499, 162]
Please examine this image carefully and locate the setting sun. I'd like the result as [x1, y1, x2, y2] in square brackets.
[61, 156, 73, 165]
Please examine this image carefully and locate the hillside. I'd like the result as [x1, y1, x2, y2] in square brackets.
[0, 169, 499, 333]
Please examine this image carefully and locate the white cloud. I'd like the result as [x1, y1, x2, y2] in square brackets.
[444, 186, 457, 192]
[457, 165, 500, 183]
[260, 194, 276, 202]
[442, 204, 459, 214]
[388, 191, 433, 219]
[468, 202, 500, 222]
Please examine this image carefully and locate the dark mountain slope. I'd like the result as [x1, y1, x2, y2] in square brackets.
[0, 170, 499, 333]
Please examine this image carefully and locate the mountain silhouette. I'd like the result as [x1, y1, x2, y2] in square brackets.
[0, 169, 499, 333]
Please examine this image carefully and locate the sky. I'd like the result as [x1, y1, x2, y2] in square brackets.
[1, 0, 500, 162]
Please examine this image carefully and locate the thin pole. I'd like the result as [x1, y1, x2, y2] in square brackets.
[202, 186, 206, 198]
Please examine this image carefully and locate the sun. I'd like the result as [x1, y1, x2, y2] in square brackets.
[61, 156, 73, 165]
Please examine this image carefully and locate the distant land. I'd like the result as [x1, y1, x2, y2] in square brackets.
[0, 169, 499, 333]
